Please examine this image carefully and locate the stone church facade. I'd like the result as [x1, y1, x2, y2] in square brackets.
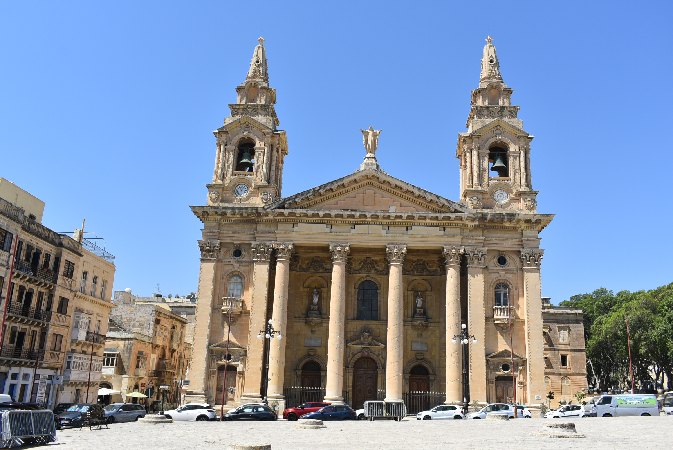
[187, 37, 587, 413]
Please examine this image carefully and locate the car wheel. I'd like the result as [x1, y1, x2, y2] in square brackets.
[196, 415, 209, 421]
[357, 413, 365, 420]
[602, 414, 612, 417]
[164, 414, 172, 420]
[473, 417, 481, 419]
[641, 413, 651, 416]
[453, 415, 462, 420]
[287, 413, 298, 421]
[107, 416, 115, 424]
[134, 415, 141, 421]
[423, 415, 431, 420]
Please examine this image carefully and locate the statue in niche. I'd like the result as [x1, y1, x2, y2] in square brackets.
[414, 292, 425, 317]
[308, 288, 321, 317]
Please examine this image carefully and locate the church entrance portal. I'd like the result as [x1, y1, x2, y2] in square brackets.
[352, 357, 377, 409]
[495, 376, 514, 403]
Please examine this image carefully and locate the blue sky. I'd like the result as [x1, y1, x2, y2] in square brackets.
[1, 1, 671, 302]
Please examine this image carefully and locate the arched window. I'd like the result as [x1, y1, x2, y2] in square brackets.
[495, 283, 509, 307]
[235, 140, 255, 172]
[356, 280, 378, 320]
[227, 275, 244, 298]
[488, 145, 508, 178]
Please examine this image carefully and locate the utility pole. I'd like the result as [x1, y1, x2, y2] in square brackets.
[625, 318, 635, 394]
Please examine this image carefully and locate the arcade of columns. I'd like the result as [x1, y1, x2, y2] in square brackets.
[236, 241, 544, 407]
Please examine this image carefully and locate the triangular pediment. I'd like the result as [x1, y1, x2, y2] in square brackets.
[469, 118, 530, 137]
[218, 115, 273, 133]
[269, 169, 468, 213]
[486, 349, 526, 361]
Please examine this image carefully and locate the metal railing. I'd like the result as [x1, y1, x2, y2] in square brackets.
[0, 346, 43, 361]
[403, 391, 446, 414]
[0, 409, 56, 447]
[81, 237, 115, 262]
[282, 386, 326, 408]
[6, 303, 49, 324]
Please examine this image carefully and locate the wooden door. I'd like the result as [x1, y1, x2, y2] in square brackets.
[352, 357, 377, 409]
[408, 365, 430, 412]
[495, 376, 514, 403]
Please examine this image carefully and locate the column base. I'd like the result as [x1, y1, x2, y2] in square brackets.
[383, 396, 403, 403]
[266, 395, 286, 418]
[239, 393, 263, 404]
[184, 391, 207, 404]
[323, 396, 344, 405]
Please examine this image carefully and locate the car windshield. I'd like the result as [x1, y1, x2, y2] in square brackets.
[104, 405, 120, 412]
[67, 405, 89, 412]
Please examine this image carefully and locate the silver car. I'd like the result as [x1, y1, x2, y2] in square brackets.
[104, 403, 146, 423]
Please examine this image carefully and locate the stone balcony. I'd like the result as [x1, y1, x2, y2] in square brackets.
[221, 297, 245, 317]
[493, 305, 512, 324]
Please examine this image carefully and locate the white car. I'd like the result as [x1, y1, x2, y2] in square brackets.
[467, 403, 531, 419]
[416, 404, 464, 420]
[355, 408, 366, 420]
[544, 404, 583, 419]
[163, 403, 216, 421]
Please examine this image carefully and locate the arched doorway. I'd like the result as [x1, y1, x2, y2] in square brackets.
[300, 361, 322, 403]
[352, 357, 378, 409]
[215, 365, 237, 404]
[408, 365, 430, 413]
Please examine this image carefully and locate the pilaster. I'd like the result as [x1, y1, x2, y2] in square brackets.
[521, 248, 545, 406]
[324, 243, 350, 404]
[240, 242, 273, 403]
[384, 244, 406, 402]
[465, 247, 487, 404]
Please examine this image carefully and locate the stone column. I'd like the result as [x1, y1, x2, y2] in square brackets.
[266, 243, 293, 413]
[239, 242, 273, 404]
[443, 246, 462, 404]
[521, 248, 545, 406]
[384, 244, 406, 402]
[184, 240, 220, 403]
[465, 247, 487, 404]
[324, 243, 350, 404]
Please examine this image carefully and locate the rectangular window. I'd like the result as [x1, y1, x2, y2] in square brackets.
[560, 354, 569, 368]
[91, 275, 98, 297]
[101, 280, 107, 299]
[35, 292, 44, 312]
[57, 297, 69, 315]
[103, 353, 117, 367]
[136, 352, 145, 369]
[42, 253, 51, 269]
[51, 334, 63, 352]
[24, 244, 33, 262]
[0, 228, 13, 252]
[45, 294, 53, 312]
[38, 332, 46, 350]
[9, 326, 17, 345]
[63, 260, 74, 279]
[80, 271, 88, 293]
[15, 241, 23, 260]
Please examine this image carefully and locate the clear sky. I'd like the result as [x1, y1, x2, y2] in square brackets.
[1, 1, 671, 302]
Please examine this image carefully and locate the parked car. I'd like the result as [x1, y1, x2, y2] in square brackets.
[57, 403, 106, 428]
[163, 403, 217, 421]
[302, 404, 356, 421]
[544, 404, 583, 418]
[283, 402, 330, 421]
[416, 404, 464, 420]
[222, 403, 277, 421]
[104, 403, 146, 423]
[355, 408, 366, 420]
[53, 403, 74, 416]
[467, 403, 531, 419]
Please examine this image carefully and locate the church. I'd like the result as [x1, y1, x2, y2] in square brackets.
[187, 37, 587, 414]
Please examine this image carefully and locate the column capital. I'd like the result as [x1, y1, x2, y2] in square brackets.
[198, 240, 220, 260]
[251, 242, 274, 262]
[329, 243, 350, 263]
[386, 244, 407, 265]
[464, 247, 486, 267]
[273, 242, 294, 260]
[442, 246, 463, 267]
[521, 248, 544, 268]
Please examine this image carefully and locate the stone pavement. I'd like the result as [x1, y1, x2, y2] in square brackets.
[52, 416, 672, 449]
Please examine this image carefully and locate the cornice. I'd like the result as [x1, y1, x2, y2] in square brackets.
[73, 291, 114, 310]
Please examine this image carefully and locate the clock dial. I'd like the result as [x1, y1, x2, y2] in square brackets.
[234, 184, 249, 198]
[493, 189, 509, 204]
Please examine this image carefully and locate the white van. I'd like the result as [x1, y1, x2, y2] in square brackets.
[0, 394, 12, 403]
[662, 392, 673, 415]
[594, 394, 659, 417]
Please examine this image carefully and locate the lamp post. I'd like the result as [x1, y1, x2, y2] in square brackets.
[452, 323, 476, 416]
[256, 319, 281, 403]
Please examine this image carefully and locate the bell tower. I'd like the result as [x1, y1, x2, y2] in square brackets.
[457, 37, 538, 212]
[208, 37, 288, 206]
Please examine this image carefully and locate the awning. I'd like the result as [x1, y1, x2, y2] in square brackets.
[98, 388, 121, 396]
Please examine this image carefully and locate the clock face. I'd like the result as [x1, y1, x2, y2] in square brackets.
[234, 184, 249, 198]
[493, 189, 509, 204]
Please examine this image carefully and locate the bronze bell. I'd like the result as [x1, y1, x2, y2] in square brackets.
[491, 154, 507, 176]
[238, 150, 254, 172]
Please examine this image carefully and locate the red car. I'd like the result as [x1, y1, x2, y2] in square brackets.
[282, 402, 331, 421]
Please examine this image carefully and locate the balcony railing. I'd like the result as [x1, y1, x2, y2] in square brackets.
[13, 260, 57, 285]
[493, 305, 511, 322]
[221, 297, 244, 316]
[0, 346, 43, 361]
[7, 302, 50, 324]
[86, 331, 106, 344]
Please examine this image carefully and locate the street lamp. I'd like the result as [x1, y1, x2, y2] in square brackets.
[257, 319, 281, 403]
[452, 323, 476, 416]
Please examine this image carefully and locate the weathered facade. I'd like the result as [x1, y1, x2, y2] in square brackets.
[101, 290, 190, 407]
[0, 179, 115, 406]
[188, 37, 586, 414]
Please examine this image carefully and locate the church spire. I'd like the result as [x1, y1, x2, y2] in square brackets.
[246, 37, 269, 84]
[480, 36, 502, 82]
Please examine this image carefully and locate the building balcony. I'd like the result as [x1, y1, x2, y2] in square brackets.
[63, 352, 103, 383]
[221, 297, 244, 316]
[493, 305, 512, 324]
[0, 346, 43, 363]
[71, 330, 106, 345]
[13, 260, 57, 286]
[48, 311, 71, 328]
[6, 302, 50, 326]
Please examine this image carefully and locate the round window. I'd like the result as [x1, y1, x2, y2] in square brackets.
[501, 363, 510, 373]
[497, 255, 507, 266]
[233, 249, 243, 258]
